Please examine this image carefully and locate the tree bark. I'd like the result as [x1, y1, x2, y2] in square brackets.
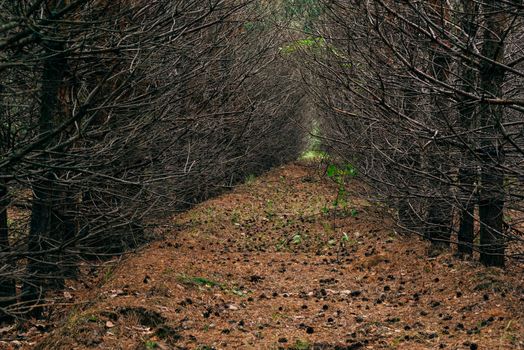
[0, 81, 16, 321]
[477, 0, 509, 267]
[22, 41, 67, 315]
[457, 0, 480, 256]
[425, 2, 453, 248]
[398, 83, 421, 232]
[0, 181, 16, 322]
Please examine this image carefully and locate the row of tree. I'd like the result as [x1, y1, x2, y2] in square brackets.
[0, 0, 309, 321]
[293, 0, 523, 267]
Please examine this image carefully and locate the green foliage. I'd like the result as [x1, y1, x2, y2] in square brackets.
[276, 238, 287, 251]
[231, 288, 246, 297]
[283, 0, 323, 18]
[176, 274, 222, 288]
[308, 118, 322, 150]
[326, 163, 356, 208]
[244, 174, 256, 185]
[102, 265, 116, 283]
[327, 163, 357, 179]
[324, 163, 358, 258]
[282, 0, 324, 33]
[145, 340, 158, 349]
[280, 36, 326, 55]
[299, 151, 329, 160]
[231, 210, 241, 224]
[243, 21, 256, 32]
[265, 199, 276, 219]
[292, 339, 311, 350]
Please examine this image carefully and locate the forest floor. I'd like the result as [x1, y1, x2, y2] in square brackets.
[6, 162, 524, 350]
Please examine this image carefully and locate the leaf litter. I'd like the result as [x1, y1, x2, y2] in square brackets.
[9, 162, 523, 350]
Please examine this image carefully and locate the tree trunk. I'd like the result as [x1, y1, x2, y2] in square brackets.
[0, 81, 17, 321]
[22, 41, 66, 316]
[477, 0, 508, 267]
[60, 189, 79, 280]
[457, 0, 480, 256]
[425, 5, 453, 248]
[398, 84, 421, 232]
[457, 166, 475, 255]
[0, 181, 16, 322]
[479, 166, 505, 266]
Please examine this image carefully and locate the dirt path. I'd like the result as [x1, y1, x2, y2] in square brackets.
[34, 163, 523, 350]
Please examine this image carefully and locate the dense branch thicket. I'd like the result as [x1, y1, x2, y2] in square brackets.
[293, 0, 523, 266]
[0, 0, 309, 320]
[2, 0, 522, 327]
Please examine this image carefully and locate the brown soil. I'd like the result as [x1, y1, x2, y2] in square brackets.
[6, 163, 524, 349]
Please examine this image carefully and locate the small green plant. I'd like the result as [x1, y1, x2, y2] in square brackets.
[265, 199, 275, 219]
[271, 312, 288, 321]
[390, 336, 403, 348]
[293, 339, 311, 350]
[326, 163, 357, 182]
[292, 233, 303, 244]
[102, 265, 116, 283]
[244, 174, 256, 185]
[325, 163, 357, 260]
[231, 288, 246, 297]
[176, 274, 222, 288]
[145, 340, 158, 349]
[275, 239, 286, 251]
[326, 163, 356, 214]
[231, 210, 241, 224]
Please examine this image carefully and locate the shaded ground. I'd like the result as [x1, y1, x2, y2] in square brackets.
[7, 162, 524, 349]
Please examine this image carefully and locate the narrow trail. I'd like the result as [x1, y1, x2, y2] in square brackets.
[37, 163, 523, 350]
